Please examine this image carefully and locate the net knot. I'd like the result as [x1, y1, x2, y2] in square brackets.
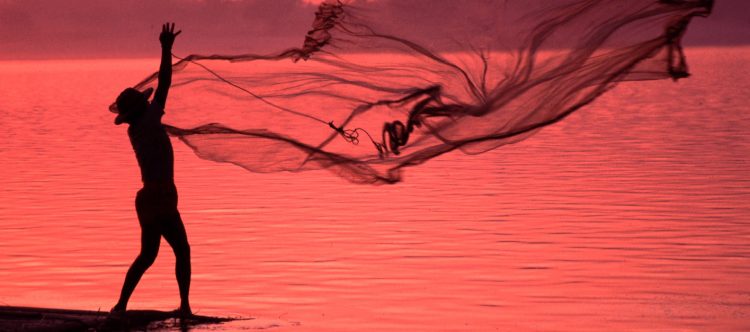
[329, 121, 361, 144]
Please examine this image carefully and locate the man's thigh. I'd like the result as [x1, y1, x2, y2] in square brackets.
[160, 210, 189, 251]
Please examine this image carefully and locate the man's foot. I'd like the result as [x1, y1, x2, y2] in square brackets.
[110, 303, 126, 313]
[109, 303, 127, 319]
[176, 304, 193, 318]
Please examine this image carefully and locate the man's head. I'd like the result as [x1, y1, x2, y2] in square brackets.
[114, 87, 153, 125]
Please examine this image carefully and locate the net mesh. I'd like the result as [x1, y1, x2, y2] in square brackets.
[110, 0, 713, 184]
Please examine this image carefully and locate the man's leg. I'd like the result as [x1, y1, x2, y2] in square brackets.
[113, 224, 161, 311]
[162, 211, 191, 314]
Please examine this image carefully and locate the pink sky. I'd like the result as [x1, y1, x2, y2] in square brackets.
[0, 0, 747, 60]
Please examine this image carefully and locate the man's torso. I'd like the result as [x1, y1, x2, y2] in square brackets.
[128, 101, 175, 184]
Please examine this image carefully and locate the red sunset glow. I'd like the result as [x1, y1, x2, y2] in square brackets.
[1, 1, 748, 331]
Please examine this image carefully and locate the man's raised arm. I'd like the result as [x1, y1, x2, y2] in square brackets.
[153, 22, 181, 108]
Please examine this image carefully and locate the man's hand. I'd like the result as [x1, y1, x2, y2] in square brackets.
[159, 22, 181, 49]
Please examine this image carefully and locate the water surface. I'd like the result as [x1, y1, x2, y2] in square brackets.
[0, 48, 749, 331]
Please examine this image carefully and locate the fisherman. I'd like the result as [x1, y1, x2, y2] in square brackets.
[111, 23, 191, 316]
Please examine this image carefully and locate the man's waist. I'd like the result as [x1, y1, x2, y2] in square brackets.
[141, 179, 176, 188]
[139, 168, 174, 184]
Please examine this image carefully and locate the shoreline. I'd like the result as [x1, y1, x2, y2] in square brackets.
[0, 305, 237, 331]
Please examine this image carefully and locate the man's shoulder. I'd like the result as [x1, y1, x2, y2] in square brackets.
[148, 100, 165, 113]
[129, 102, 165, 131]
[145, 101, 166, 120]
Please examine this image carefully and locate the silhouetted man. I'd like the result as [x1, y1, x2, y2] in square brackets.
[111, 23, 191, 316]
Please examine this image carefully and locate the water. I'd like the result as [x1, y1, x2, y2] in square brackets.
[1, 47, 749, 331]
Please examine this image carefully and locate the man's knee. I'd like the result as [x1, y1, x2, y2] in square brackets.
[170, 239, 190, 259]
[136, 248, 159, 267]
[179, 242, 191, 259]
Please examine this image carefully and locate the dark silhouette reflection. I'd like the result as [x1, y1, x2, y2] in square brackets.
[111, 23, 192, 316]
[0, 306, 235, 331]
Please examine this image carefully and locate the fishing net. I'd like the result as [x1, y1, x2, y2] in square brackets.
[110, 0, 713, 184]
